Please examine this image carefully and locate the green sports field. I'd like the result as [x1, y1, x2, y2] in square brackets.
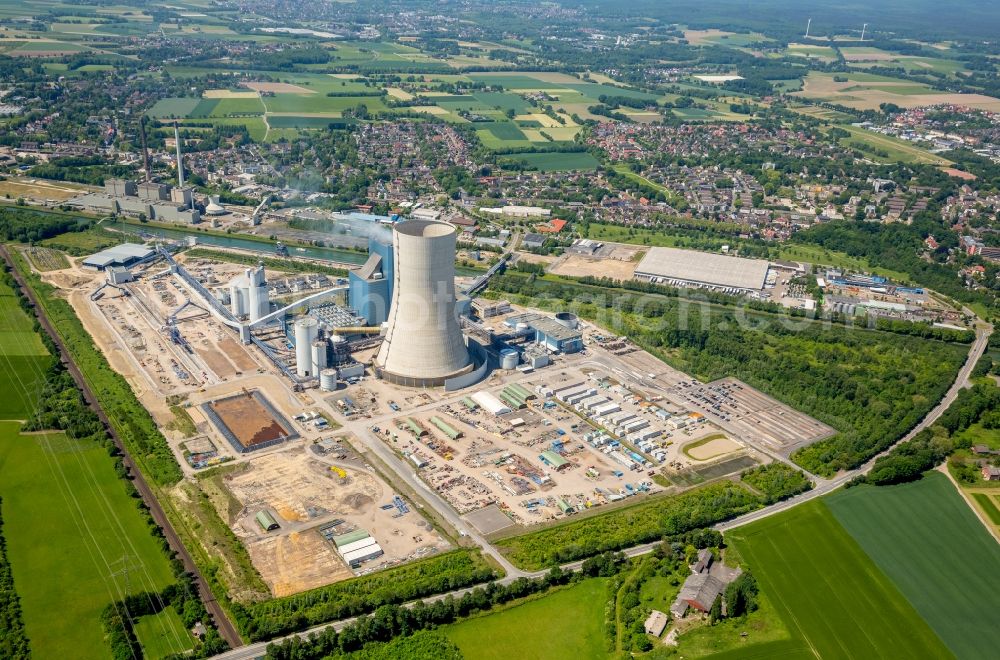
[444, 579, 608, 660]
[827, 473, 1000, 659]
[728, 499, 952, 660]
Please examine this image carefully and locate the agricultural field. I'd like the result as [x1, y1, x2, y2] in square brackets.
[444, 578, 608, 660]
[837, 124, 952, 165]
[0, 423, 179, 659]
[794, 71, 1000, 111]
[497, 151, 599, 172]
[0, 275, 51, 418]
[827, 473, 1000, 659]
[728, 499, 953, 660]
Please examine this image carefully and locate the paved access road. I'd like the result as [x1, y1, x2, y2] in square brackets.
[212, 325, 991, 660]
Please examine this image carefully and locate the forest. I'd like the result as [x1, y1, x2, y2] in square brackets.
[853, 383, 1000, 487]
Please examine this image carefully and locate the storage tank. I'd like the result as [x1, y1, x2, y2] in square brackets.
[555, 312, 579, 329]
[311, 339, 328, 375]
[319, 368, 339, 391]
[375, 220, 471, 386]
[500, 348, 519, 370]
[246, 265, 269, 322]
[229, 281, 244, 317]
[294, 317, 320, 378]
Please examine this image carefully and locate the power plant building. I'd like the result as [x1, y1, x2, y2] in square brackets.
[375, 220, 472, 387]
[348, 236, 394, 326]
[227, 266, 269, 322]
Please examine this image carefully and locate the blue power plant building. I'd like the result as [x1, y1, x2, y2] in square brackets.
[348, 236, 395, 325]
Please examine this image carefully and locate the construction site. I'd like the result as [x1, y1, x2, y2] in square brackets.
[25, 215, 837, 597]
[209, 441, 448, 596]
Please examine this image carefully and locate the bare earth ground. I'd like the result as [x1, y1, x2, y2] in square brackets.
[548, 254, 640, 280]
[203, 89, 260, 98]
[226, 447, 449, 595]
[243, 81, 315, 94]
[686, 437, 741, 460]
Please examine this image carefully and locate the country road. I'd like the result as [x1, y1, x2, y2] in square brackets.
[212, 326, 992, 660]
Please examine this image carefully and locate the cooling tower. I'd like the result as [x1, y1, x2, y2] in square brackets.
[294, 317, 320, 378]
[376, 220, 471, 386]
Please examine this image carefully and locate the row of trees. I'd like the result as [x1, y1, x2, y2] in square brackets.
[0, 499, 30, 660]
[265, 563, 587, 659]
[494, 481, 761, 569]
[0, 206, 93, 244]
[230, 551, 498, 641]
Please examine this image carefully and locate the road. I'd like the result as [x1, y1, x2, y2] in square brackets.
[0, 246, 244, 649]
[212, 325, 992, 660]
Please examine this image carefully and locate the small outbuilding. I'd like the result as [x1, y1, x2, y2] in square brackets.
[644, 610, 669, 637]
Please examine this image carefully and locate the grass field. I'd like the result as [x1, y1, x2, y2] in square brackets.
[500, 151, 599, 172]
[146, 97, 201, 119]
[728, 499, 952, 660]
[0, 423, 178, 659]
[972, 493, 1000, 524]
[827, 473, 1000, 659]
[838, 125, 951, 165]
[0, 274, 52, 418]
[134, 605, 194, 657]
[444, 579, 608, 660]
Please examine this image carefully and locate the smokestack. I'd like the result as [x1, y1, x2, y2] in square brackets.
[174, 122, 185, 189]
[375, 220, 471, 387]
[139, 116, 151, 183]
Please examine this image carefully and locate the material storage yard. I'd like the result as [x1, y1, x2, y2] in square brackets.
[218, 444, 448, 596]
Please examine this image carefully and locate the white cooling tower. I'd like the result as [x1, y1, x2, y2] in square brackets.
[294, 317, 320, 378]
[376, 220, 471, 386]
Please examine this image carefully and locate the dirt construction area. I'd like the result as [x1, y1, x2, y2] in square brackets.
[547, 254, 640, 281]
[224, 445, 449, 596]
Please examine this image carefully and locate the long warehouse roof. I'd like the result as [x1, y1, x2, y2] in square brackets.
[634, 247, 769, 290]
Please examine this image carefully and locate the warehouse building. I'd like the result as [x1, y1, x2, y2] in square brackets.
[634, 247, 770, 293]
[331, 529, 384, 567]
[82, 243, 156, 271]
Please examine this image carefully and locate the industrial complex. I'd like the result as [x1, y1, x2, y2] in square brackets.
[24, 212, 844, 603]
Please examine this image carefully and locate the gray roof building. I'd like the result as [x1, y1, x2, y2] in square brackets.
[635, 247, 769, 292]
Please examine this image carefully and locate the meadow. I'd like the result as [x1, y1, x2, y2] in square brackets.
[499, 151, 599, 172]
[444, 578, 608, 660]
[0, 423, 179, 659]
[728, 499, 952, 660]
[827, 473, 1000, 659]
[0, 275, 52, 418]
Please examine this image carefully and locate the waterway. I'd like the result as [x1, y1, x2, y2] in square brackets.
[111, 221, 370, 265]
[110, 221, 487, 276]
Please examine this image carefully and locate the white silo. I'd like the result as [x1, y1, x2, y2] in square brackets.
[294, 317, 320, 378]
[319, 368, 339, 391]
[311, 339, 328, 376]
[500, 348, 519, 370]
[375, 220, 471, 386]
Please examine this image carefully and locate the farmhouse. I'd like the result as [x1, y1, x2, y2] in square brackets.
[634, 247, 770, 293]
[982, 465, 1000, 481]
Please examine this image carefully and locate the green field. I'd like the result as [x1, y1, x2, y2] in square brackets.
[839, 125, 952, 165]
[0, 423, 178, 659]
[0, 275, 52, 418]
[444, 579, 608, 660]
[134, 605, 194, 657]
[500, 151, 599, 172]
[146, 97, 201, 119]
[728, 499, 952, 660]
[827, 473, 1000, 659]
[972, 493, 1000, 524]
